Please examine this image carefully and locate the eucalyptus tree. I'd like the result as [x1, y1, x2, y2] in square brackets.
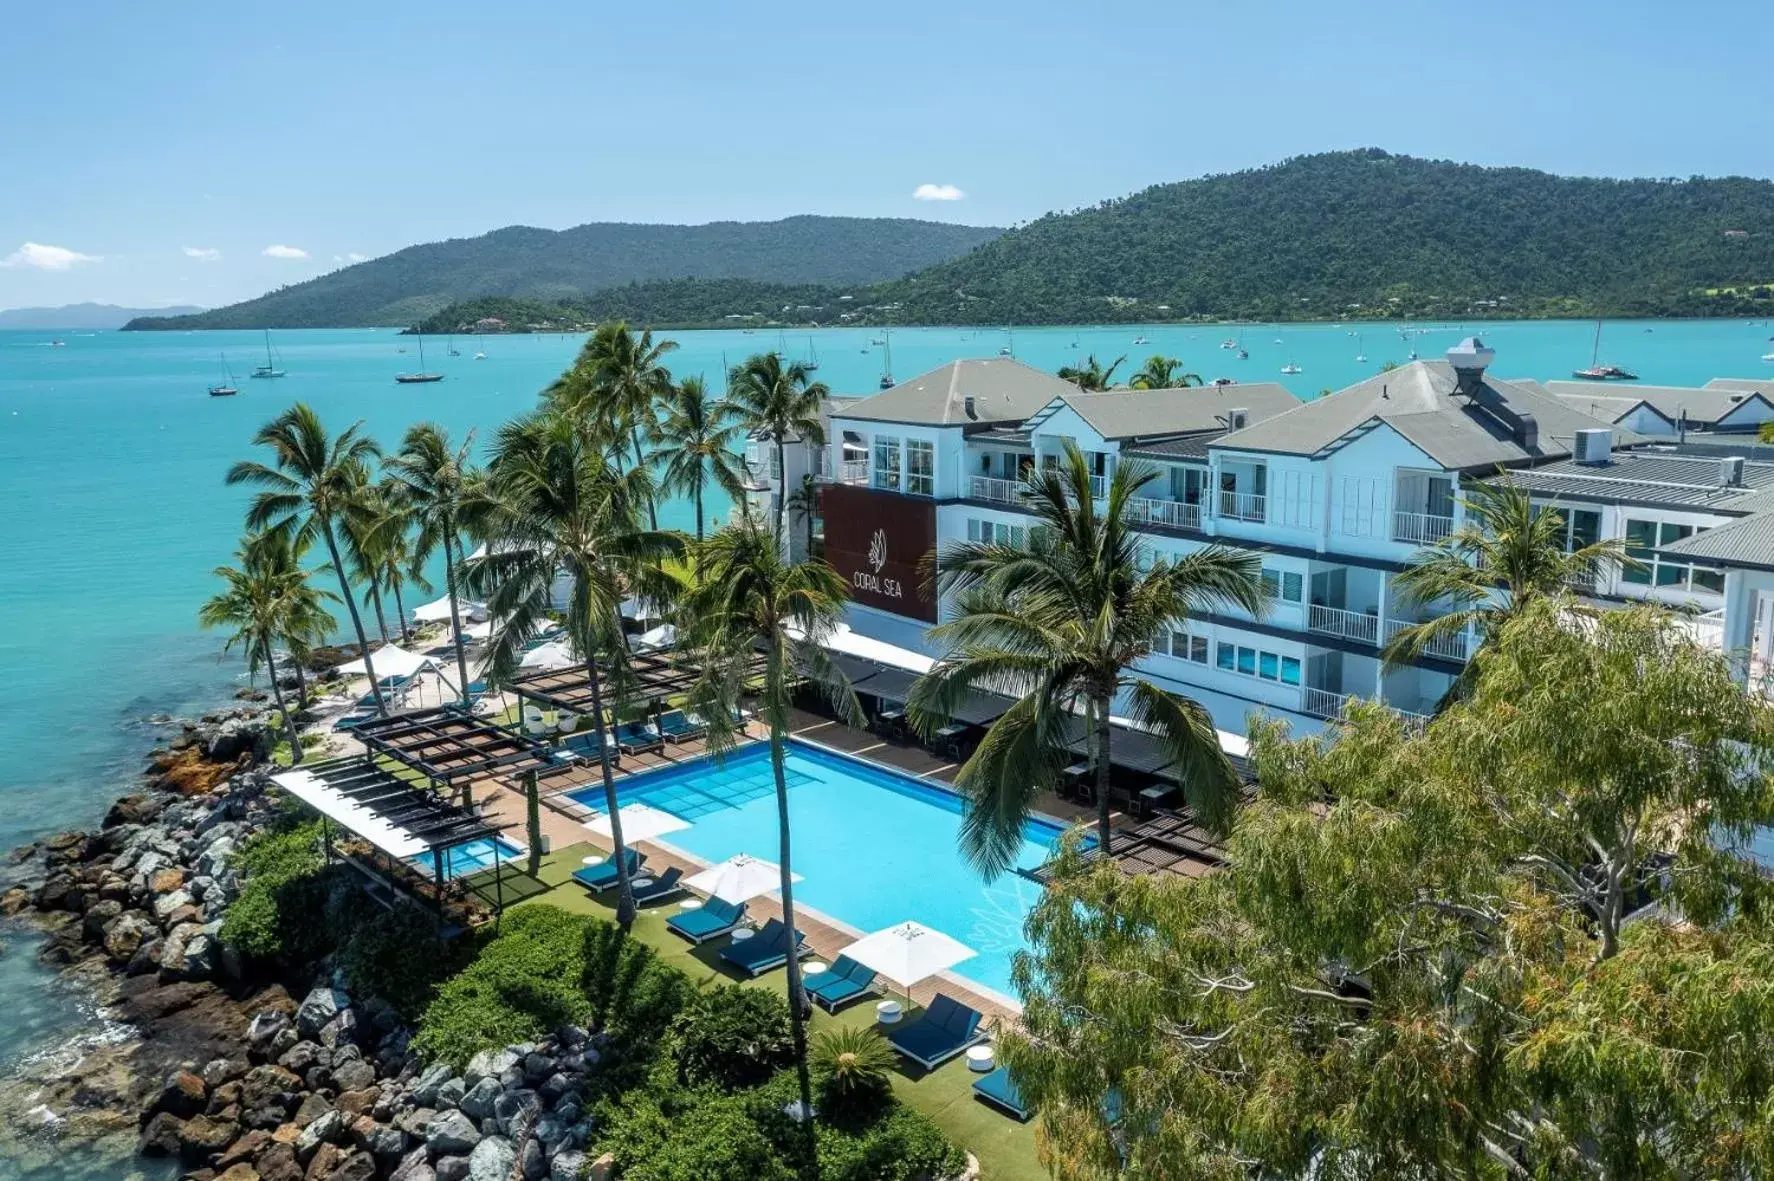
[682, 517, 859, 1152]
[547, 322, 677, 528]
[908, 442, 1266, 874]
[1128, 355, 1203, 389]
[226, 404, 389, 714]
[653, 374, 746, 540]
[467, 410, 681, 929]
[1056, 353, 1125, 390]
[727, 352, 828, 538]
[385, 423, 480, 705]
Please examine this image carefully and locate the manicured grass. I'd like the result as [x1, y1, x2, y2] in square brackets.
[464, 843, 1045, 1181]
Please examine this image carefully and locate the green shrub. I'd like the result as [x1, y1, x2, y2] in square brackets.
[671, 985, 793, 1089]
[597, 1086, 795, 1181]
[814, 1099, 966, 1181]
[810, 1026, 896, 1117]
[337, 904, 468, 1018]
[219, 821, 340, 964]
[580, 921, 697, 1070]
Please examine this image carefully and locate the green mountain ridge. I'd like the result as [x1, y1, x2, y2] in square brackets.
[122, 216, 1003, 330]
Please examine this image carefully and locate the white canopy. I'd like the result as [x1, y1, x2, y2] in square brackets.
[685, 853, 802, 904]
[620, 596, 664, 623]
[520, 641, 576, 671]
[460, 618, 494, 641]
[337, 643, 436, 681]
[588, 803, 690, 844]
[841, 920, 976, 989]
[634, 623, 676, 651]
[270, 768, 426, 859]
[800, 623, 936, 674]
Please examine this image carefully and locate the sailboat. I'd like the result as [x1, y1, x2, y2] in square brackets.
[208, 353, 239, 397]
[1572, 319, 1638, 380]
[1355, 333, 1367, 363]
[878, 328, 895, 390]
[447, 335, 461, 357]
[250, 330, 285, 378]
[999, 327, 1014, 357]
[396, 330, 445, 383]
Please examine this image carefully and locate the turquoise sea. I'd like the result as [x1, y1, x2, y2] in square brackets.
[2, 317, 1772, 1175]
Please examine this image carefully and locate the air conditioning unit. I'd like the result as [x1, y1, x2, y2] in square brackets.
[1227, 407, 1249, 430]
[1573, 427, 1612, 465]
[1720, 456, 1746, 487]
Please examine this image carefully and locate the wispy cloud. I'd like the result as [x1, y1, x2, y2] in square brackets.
[183, 246, 221, 261]
[912, 183, 966, 202]
[1, 242, 102, 271]
[262, 244, 309, 259]
[333, 251, 368, 264]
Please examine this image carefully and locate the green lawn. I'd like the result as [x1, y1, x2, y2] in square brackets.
[463, 843, 1045, 1181]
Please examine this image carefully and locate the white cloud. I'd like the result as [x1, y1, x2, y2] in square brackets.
[262, 244, 310, 259]
[183, 246, 221, 261]
[0, 242, 102, 270]
[912, 183, 966, 202]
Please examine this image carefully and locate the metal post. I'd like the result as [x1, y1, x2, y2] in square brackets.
[493, 851, 504, 929]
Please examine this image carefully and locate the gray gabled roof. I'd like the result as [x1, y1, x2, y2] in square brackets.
[1212, 359, 1647, 470]
[1547, 391, 1674, 428]
[1495, 451, 1774, 512]
[1660, 509, 1774, 570]
[1706, 378, 1774, 396]
[1031, 382, 1301, 441]
[832, 358, 1081, 427]
[1547, 381, 1773, 427]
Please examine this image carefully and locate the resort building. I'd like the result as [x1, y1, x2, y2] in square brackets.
[805, 342, 1774, 738]
[1543, 378, 1774, 437]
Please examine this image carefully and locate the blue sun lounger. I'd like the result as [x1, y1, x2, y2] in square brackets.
[886, 993, 988, 1069]
[718, 918, 808, 977]
[667, 896, 746, 944]
[971, 1067, 1030, 1120]
[629, 866, 685, 906]
[355, 674, 411, 708]
[613, 720, 663, 755]
[656, 709, 705, 744]
[570, 848, 644, 893]
[560, 730, 619, 765]
[804, 955, 880, 1013]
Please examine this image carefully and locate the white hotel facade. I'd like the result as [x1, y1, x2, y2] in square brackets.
[745, 340, 1774, 738]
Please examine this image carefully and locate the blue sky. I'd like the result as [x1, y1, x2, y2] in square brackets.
[5, 0, 1773, 310]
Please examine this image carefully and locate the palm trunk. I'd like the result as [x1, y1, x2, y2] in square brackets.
[774, 436, 788, 540]
[293, 660, 309, 708]
[1094, 693, 1114, 857]
[584, 655, 635, 929]
[391, 578, 409, 643]
[632, 428, 658, 531]
[767, 667, 817, 1159]
[368, 582, 391, 647]
[323, 522, 384, 715]
[694, 477, 705, 542]
[524, 770, 543, 877]
[263, 639, 302, 765]
[443, 530, 473, 708]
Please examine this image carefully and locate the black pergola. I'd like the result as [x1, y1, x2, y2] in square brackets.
[354, 706, 556, 787]
[507, 649, 766, 719]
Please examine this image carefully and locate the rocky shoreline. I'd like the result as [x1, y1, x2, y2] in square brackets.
[0, 711, 602, 1181]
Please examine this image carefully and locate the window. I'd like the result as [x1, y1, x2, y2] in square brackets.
[1262, 567, 1304, 604]
[1237, 647, 1257, 676]
[906, 439, 934, 496]
[1217, 642, 1236, 671]
[1190, 634, 1209, 663]
[1163, 631, 1210, 664]
[1210, 639, 1303, 688]
[1623, 518, 1720, 593]
[967, 519, 1025, 548]
[1259, 652, 1280, 681]
[1280, 657, 1302, 686]
[872, 436, 901, 491]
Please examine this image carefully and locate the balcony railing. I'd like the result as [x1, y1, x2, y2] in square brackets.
[1392, 510, 1455, 545]
[1125, 496, 1203, 532]
[1381, 618, 1472, 662]
[1307, 604, 1380, 645]
[969, 475, 1022, 504]
[1218, 490, 1267, 523]
[1303, 687, 1351, 719]
[828, 460, 868, 486]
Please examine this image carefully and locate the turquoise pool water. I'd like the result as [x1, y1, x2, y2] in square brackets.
[568, 740, 1069, 999]
[413, 836, 523, 879]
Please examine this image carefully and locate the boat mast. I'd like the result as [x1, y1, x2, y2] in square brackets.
[417, 329, 427, 374]
[264, 329, 273, 369]
[1591, 318, 1603, 368]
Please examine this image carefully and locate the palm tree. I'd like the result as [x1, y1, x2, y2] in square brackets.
[548, 322, 677, 528]
[1128, 355, 1203, 390]
[1382, 480, 1633, 691]
[385, 424, 480, 705]
[654, 375, 747, 540]
[467, 411, 681, 929]
[200, 534, 333, 763]
[341, 480, 397, 646]
[908, 442, 1266, 874]
[727, 352, 828, 538]
[683, 518, 858, 1153]
[250, 526, 338, 708]
[784, 473, 820, 559]
[366, 479, 432, 644]
[226, 405, 389, 714]
[1057, 353, 1126, 391]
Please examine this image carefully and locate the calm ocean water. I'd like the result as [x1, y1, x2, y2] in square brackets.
[1, 317, 1771, 1175]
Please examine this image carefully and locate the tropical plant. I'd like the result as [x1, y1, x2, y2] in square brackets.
[672, 985, 795, 1090]
[682, 517, 860, 1147]
[1760, 420, 1774, 444]
[384, 423, 481, 705]
[654, 374, 747, 540]
[466, 410, 680, 928]
[365, 477, 432, 642]
[1056, 353, 1125, 390]
[810, 1027, 896, 1112]
[547, 322, 677, 528]
[226, 404, 389, 713]
[727, 352, 828, 537]
[784, 473, 820, 558]
[1005, 600, 1774, 1179]
[249, 526, 337, 708]
[1128, 355, 1202, 389]
[1381, 480, 1633, 692]
[909, 441, 1266, 874]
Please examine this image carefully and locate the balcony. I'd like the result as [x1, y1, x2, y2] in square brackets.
[969, 475, 1022, 505]
[1125, 496, 1203, 532]
[823, 460, 868, 486]
[1218, 490, 1267, 523]
[1392, 510, 1455, 546]
[1307, 604, 1380, 645]
[1381, 617, 1472, 662]
[1303, 686, 1430, 728]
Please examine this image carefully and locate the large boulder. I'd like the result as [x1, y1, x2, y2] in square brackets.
[240, 1064, 304, 1114]
[178, 1113, 241, 1164]
[519, 1136, 546, 1181]
[434, 1075, 466, 1109]
[434, 1158, 470, 1181]
[463, 1048, 519, 1085]
[296, 1108, 344, 1156]
[138, 1111, 186, 1157]
[257, 1142, 303, 1181]
[319, 1007, 360, 1049]
[157, 1068, 210, 1118]
[409, 1063, 453, 1107]
[548, 1150, 586, 1181]
[328, 1150, 379, 1181]
[457, 1077, 501, 1122]
[248, 1008, 293, 1051]
[424, 1109, 481, 1156]
[332, 1058, 376, 1093]
[295, 988, 351, 1038]
[467, 1136, 515, 1181]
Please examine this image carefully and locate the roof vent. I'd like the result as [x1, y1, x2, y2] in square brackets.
[1514, 413, 1539, 450]
[963, 394, 977, 421]
[1227, 407, 1249, 430]
[1720, 456, 1746, 487]
[1573, 427, 1612, 465]
[1447, 336, 1496, 396]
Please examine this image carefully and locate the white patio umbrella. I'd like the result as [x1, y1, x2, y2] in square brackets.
[520, 641, 576, 671]
[337, 643, 434, 680]
[841, 921, 976, 993]
[587, 803, 690, 844]
[685, 853, 803, 904]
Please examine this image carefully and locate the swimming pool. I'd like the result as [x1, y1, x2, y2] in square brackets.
[413, 836, 524, 880]
[568, 740, 1070, 999]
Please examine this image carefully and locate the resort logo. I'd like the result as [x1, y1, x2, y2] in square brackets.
[853, 527, 903, 600]
[867, 528, 889, 573]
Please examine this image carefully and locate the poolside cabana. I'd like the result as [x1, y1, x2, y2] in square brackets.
[354, 706, 556, 795]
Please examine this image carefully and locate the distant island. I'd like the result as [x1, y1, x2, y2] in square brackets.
[3, 302, 204, 331]
[130, 150, 1774, 333]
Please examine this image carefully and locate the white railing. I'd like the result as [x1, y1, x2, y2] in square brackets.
[1303, 687, 1351, 719]
[969, 475, 1021, 504]
[1125, 496, 1203, 532]
[1308, 604, 1380, 645]
[1392, 510, 1455, 545]
[1219, 491, 1266, 523]
[1688, 608, 1726, 650]
[1381, 617, 1472, 662]
[832, 460, 868, 485]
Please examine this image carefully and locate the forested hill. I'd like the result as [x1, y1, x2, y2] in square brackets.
[875, 150, 1774, 323]
[122, 216, 1003, 330]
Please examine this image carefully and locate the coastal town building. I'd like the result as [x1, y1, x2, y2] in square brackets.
[799, 343, 1774, 737]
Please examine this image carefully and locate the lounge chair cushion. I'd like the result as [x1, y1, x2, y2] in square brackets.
[631, 866, 683, 901]
[972, 1067, 1029, 1120]
[668, 898, 746, 941]
[887, 993, 985, 1065]
[571, 849, 643, 890]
